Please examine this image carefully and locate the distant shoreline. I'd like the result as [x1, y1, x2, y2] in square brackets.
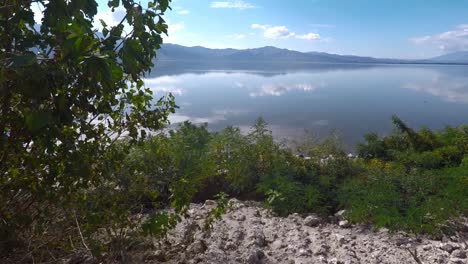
[155, 59, 468, 66]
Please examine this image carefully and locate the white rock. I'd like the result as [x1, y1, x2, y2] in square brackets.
[204, 199, 217, 206]
[304, 215, 321, 227]
[452, 249, 467, 259]
[422, 244, 432, 251]
[334, 234, 346, 246]
[441, 243, 459, 253]
[335, 210, 346, 219]
[338, 220, 351, 228]
[271, 240, 285, 250]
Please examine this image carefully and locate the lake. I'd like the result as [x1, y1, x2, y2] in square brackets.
[145, 63, 468, 149]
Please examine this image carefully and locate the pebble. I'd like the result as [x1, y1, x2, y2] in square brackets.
[452, 249, 467, 259]
[247, 250, 265, 264]
[338, 220, 351, 228]
[304, 215, 321, 227]
[441, 243, 460, 253]
[204, 200, 217, 206]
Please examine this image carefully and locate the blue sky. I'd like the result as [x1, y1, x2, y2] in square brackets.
[93, 0, 468, 59]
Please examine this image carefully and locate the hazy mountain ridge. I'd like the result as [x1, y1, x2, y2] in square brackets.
[429, 51, 468, 63]
[157, 44, 468, 65]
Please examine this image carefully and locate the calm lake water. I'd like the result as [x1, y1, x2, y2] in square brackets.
[146, 63, 468, 148]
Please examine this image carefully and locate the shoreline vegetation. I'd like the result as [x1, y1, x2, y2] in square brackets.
[118, 116, 468, 236]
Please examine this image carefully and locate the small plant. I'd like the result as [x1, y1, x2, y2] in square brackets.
[265, 189, 284, 208]
[204, 193, 231, 231]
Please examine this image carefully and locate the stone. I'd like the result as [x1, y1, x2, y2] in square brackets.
[422, 244, 432, 251]
[378, 228, 389, 234]
[328, 258, 345, 264]
[335, 210, 346, 219]
[225, 242, 237, 251]
[338, 220, 351, 228]
[335, 234, 346, 246]
[452, 249, 467, 259]
[395, 238, 411, 247]
[252, 231, 267, 247]
[441, 244, 460, 254]
[435, 255, 448, 264]
[271, 240, 285, 250]
[237, 214, 247, 221]
[232, 230, 245, 243]
[449, 258, 465, 264]
[304, 215, 321, 227]
[298, 248, 312, 257]
[288, 213, 301, 223]
[247, 250, 265, 264]
[204, 199, 217, 206]
[144, 250, 166, 261]
[187, 240, 207, 255]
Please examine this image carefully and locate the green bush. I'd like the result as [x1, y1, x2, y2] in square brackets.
[339, 160, 468, 235]
[259, 176, 323, 216]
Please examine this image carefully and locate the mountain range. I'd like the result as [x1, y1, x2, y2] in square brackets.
[156, 44, 468, 65]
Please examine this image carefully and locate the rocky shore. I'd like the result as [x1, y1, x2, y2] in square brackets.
[129, 199, 467, 264]
[68, 199, 468, 264]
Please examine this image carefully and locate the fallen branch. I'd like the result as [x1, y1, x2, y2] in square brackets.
[74, 211, 90, 251]
[406, 248, 423, 264]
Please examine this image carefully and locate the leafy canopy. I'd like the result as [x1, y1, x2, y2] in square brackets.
[0, 0, 175, 256]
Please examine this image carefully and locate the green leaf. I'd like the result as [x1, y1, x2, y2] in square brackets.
[25, 112, 52, 132]
[10, 52, 37, 69]
[108, 0, 120, 8]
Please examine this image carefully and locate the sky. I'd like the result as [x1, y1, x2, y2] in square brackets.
[82, 1, 468, 58]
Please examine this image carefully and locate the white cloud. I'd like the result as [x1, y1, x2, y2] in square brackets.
[251, 24, 294, 39]
[410, 24, 468, 52]
[169, 22, 185, 32]
[296, 33, 321, 40]
[144, 76, 180, 85]
[228, 33, 247, 40]
[164, 21, 185, 43]
[210, 1, 256, 10]
[177, 9, 190, 15]
[251, 24, 321, 41]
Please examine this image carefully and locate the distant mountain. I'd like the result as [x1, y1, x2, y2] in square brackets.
[156, 44, 417, 64]
[429, 51, 468, 64]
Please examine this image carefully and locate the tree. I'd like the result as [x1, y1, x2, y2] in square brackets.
[0, 0, 175, 258]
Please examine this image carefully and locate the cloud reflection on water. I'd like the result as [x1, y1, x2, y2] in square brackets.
[249, 82, 324, 97]
[144, 76, 185, 95]
[403, 72, 468, 104]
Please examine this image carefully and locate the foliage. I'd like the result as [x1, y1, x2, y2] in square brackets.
[0, 0, 176, 260]
[260, 177, 322, 216]
[203, 192, 231, 231]
[348, 117, 468, 234]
